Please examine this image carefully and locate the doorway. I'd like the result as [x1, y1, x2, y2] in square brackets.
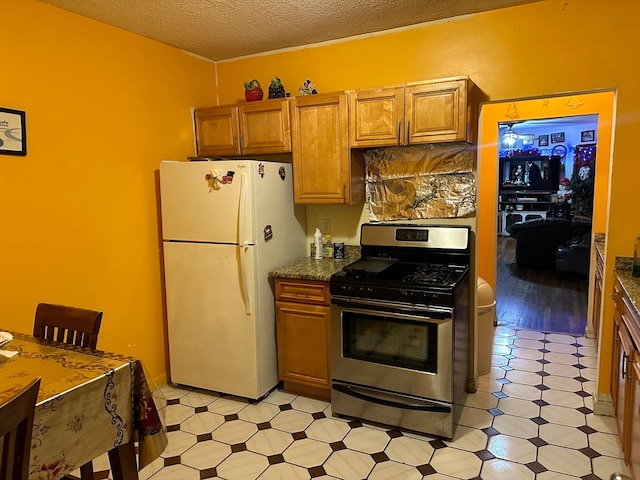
[496, 115, 597, 334]
[476, 91, 615, 338]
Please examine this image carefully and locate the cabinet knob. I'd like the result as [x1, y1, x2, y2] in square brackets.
[610, 292, 617, 301]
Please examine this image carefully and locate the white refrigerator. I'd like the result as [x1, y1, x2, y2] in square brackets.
[159, 159, 306, 399]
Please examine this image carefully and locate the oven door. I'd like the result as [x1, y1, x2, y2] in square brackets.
[331, 296, 453, 403]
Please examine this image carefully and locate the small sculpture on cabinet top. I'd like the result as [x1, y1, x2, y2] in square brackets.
[268, 77, 287, 99]
[244, 79, 263, 102]
[298, 78, 317, 95]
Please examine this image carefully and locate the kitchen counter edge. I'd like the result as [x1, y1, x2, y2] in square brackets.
[270, 256, 355, 282]
[615, 259, 640, 316]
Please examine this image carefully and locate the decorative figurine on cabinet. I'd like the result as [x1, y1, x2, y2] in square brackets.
[244, 79, 264, 102]
[298, 78, 318, 95]
[268, 77, 287, 99]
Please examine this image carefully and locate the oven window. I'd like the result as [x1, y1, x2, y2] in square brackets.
[342, 311, 438, 373]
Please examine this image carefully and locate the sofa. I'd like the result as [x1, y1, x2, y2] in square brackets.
[507, 218, 591, 270]
[555, 231, 591, 276]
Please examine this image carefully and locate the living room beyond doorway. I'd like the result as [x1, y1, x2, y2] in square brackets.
[496, 235, 588, 335]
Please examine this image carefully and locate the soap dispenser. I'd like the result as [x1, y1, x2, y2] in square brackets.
[314, 228, 323, 260]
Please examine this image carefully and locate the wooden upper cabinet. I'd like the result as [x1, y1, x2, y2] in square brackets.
[239, 99, 291, 154]
[194, 105, 239, 156]
[194, 98, 291, 157]
[291, 92, 364, 205]
[349, 77, 475, 148]
[406, 78, 473, 144]
[350, 86, 405, 148]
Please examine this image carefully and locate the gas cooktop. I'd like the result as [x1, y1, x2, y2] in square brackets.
[330, 223, 471, 307]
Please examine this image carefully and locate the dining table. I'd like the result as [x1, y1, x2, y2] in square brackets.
[0, 330, 167, 480]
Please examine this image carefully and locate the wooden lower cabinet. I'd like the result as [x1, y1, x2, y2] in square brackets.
[591, 245, 604, 342]
[610, 278, 640, 477]
[630, 354, 640, 479]
[275, 278, 331, 401]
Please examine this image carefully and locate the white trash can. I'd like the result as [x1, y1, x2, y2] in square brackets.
[477, 277, 496, 376]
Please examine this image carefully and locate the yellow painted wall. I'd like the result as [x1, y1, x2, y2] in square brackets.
[215, 0, 639, 401]
[3, 0, 639, 403]
[0, 0, 217, 385]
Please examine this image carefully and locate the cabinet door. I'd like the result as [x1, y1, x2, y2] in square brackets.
[405, 78, 472, 144]
[349, 86, 405, 148]
[239, 98, 291, 154]
[276, 301, 331, 394]
[591, 251, 603, 342]
[614, 317, 634, 463]
[194, 106, 240, 156]
[629, 355, 640, 480]
[292, 92, 362, 204]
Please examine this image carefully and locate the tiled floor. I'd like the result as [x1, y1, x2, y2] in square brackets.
[83, 327, 632, 480]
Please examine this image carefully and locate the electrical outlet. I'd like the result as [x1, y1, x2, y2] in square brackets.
[321, 218, 331, 234]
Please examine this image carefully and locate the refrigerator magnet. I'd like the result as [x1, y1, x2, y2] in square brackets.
[279, 166, 286, 180]
[263, 225, 273, 242]
[221, 171, 234, 184]
[258, 163, 265, 178]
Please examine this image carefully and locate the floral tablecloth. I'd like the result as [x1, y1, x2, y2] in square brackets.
[0, 331, 167, 479]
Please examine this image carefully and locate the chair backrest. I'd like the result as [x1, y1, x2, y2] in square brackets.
[33, 303, 103, 350]
[0, 377, 41, 480]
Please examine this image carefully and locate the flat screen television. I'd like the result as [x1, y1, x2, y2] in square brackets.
[499, 156, 560, 191]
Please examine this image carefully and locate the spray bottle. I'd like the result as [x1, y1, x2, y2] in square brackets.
[314, 228, 323, 260]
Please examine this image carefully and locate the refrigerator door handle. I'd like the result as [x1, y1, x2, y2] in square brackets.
[239, 172, 247, 245]
[239, 244, 253, 315]
[238, 172, 252, 315]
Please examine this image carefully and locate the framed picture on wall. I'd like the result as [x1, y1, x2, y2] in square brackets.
[0, 107, 27, 156]
[550, 132, 565, 143]
[538, 135, 549, 146]
[581, 130, 595, 142]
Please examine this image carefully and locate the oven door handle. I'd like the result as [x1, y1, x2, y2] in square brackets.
[331, 295, 453, 317]
[332, 383, 451, 413]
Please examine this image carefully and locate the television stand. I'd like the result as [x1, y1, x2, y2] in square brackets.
[498, 190, 555, 237]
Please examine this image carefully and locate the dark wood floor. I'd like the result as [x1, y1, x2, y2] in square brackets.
[495, 236, 589, 335]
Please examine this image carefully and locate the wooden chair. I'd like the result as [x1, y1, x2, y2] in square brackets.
[33, 303, 102, 350]
[0, 377, 41, 480]
[33, 303, 102, 480]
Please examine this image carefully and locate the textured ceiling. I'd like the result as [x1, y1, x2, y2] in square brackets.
[39, 0, 541, 61]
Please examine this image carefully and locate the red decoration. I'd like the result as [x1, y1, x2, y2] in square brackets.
[244, 79, 263, 102]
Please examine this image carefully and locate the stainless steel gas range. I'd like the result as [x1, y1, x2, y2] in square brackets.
[330, 223, 471, 439]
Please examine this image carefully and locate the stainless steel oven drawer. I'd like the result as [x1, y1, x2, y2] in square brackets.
[331, 382, 454, 439]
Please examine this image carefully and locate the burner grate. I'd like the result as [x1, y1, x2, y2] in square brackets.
[401, 265, 463, 286]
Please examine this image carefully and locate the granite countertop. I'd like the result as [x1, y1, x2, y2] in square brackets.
[594, 232, 605, 258]
[270, 256, 356, 282]
[270, 244, 360, 282]
[615, 257, 640, 315]
[593, 232, 638, 313]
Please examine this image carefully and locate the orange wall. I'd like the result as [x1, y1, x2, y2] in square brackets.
[3, 0, 639, 401]
[214, 0, 639, 401]
[1, 0, 217, 385]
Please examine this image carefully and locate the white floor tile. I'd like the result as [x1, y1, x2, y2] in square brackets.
[480, 458, 536, 480]
[323, 449, 375, 480]
[429, 447, 483, 478]
[101, 328, 629, 480]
